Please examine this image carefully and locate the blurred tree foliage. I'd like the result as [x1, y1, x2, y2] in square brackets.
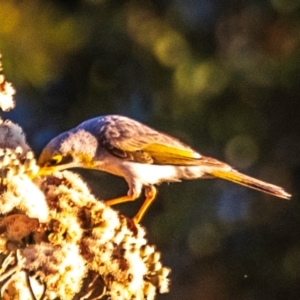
[1, 0, 300, 299]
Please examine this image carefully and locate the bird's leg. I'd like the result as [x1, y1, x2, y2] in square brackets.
[105, 184, 157, 224]
[105, 182, 142, 206]
[132, 185, 157, 224]
[105, 195, 137, 206]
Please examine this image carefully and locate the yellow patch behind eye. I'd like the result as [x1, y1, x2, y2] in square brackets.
[51, 154, 63, 164]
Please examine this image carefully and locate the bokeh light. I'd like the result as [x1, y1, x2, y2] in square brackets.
[225, 135, 259, 170]
[154, 31, 190, 68]
[283, 245, 300, 279]
[174, 59, 229, 97]
[271, 0, 300, 13]
[188, 223, 223, 258]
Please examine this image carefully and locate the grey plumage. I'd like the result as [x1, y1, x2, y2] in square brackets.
[38, 115, 291, 223]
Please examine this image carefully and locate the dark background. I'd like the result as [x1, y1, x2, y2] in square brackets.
[1, 0, 300, 299]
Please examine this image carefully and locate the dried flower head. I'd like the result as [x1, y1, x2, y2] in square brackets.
[0, 54, 15, 112]
[0, 169, 170, 299]
[0, 120, 31, 153]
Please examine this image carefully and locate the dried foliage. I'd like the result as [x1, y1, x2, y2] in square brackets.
[0, 55, 170, 300]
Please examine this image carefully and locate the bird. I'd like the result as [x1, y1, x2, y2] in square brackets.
[38, 115, 291, 223]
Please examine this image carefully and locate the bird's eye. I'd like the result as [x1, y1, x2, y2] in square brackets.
[44, 153, 74, 167]
[47, 154, 63, 166]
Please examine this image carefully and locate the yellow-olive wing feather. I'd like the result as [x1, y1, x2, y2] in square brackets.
[91, 116, 201, 164]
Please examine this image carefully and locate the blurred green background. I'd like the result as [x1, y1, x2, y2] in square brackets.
[1, 0, 300, 299]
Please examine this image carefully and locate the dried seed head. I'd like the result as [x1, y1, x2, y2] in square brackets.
[15, 146, 23, 155]
[25, 151, 34, 160]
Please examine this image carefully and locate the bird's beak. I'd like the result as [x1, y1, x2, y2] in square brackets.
[37, 162, 79, 176]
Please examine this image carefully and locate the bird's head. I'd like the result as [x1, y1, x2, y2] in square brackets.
[38, 129, 99, 173]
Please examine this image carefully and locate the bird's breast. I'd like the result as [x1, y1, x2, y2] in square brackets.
[121, 162, 206, 185]
[96, 150, 206, 185]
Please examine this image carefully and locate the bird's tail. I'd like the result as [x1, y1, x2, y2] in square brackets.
[208, 168, 291, 200]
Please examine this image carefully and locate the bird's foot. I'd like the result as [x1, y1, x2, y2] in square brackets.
[132, 186, 157, 224]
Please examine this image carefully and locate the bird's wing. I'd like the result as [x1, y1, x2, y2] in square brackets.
[96, 117, 202, 165]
